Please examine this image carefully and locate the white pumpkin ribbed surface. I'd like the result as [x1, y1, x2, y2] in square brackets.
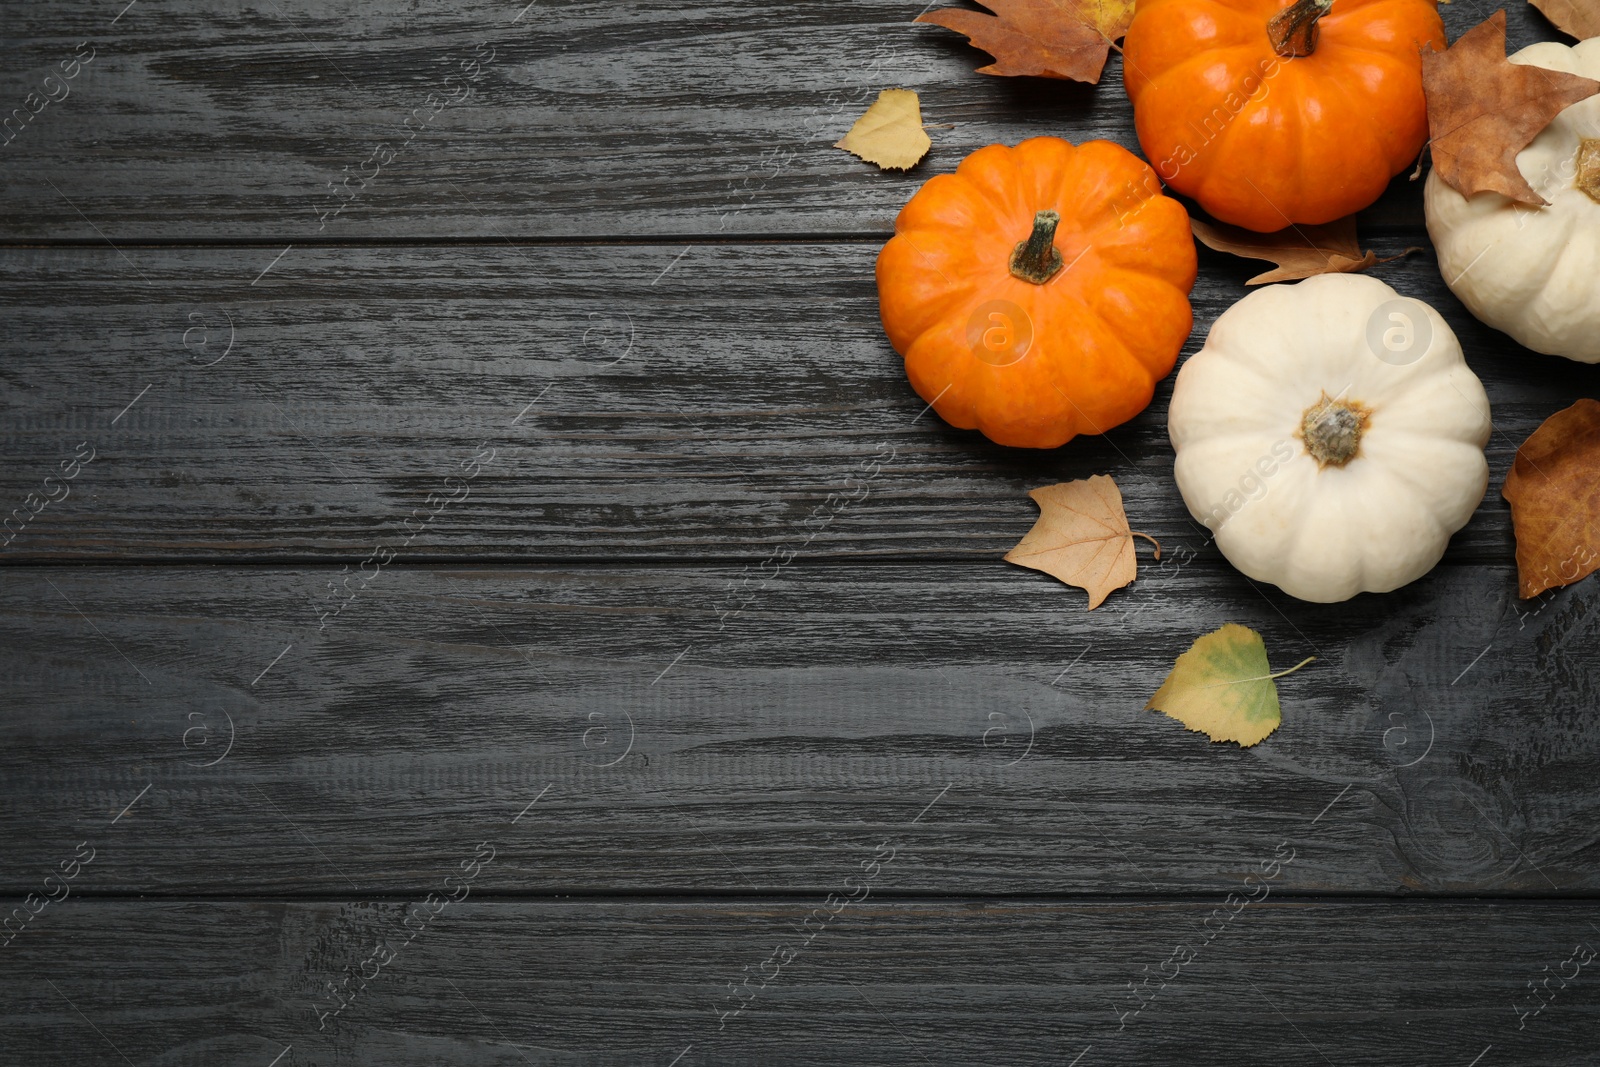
[1168, 274, 1492, 603]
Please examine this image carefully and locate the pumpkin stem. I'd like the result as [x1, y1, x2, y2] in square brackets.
[1268, 0, 1334, 58]
[1010, 210, 1066, 284]
[1299, 391, 1372, 469]
[1575, 138, 1600, 205]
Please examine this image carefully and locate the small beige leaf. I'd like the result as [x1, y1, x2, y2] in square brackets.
[1005, 475, 1153, 609]
[834, 89, 932, 171]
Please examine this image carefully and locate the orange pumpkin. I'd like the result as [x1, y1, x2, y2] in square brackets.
[877, 137, 1196, 449]
[1123, 0, 1445, 232]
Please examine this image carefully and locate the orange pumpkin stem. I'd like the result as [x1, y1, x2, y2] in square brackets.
[1575, 138, 1600, 205]
[1009, 210, 1066, 284]
[1267, 0, 1334, 58]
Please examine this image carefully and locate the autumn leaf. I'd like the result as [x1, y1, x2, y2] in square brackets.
[1146, 624, 1314, 747]
[835, 89, 932, 171]
[916, 0, 1135, 84]
[1004, 475, 1158, 609]
[1422, 10, 1600, 205]
[1501, 399, 1600, 598]
[1189, 216, 1411, 286]
[1530, 0, 1600, 42]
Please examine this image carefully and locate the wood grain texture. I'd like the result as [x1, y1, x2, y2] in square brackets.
[0, 1, 1567, 240]
[2, 243, 1595, 562]
[3, 899, 1599, 1066]
[1, 561, 1593, 895]
[4, 1, 1600, 1060]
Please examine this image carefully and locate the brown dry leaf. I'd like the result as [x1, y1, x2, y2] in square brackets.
[1530, 0, 1600, 41]
[1191, 216, 1380, 285]
[1501, 399, 1600, 598]
[834, 89, 932, 171]
[1422, 11, 1600, 205]
[1004, 475, 1157, 609]
[916, 0, 1135, 84]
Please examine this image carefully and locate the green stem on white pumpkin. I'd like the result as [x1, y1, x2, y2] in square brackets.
[1268, 0, 1335, 58]
[1009, 210, 1066, 284]
[1300, 392, 1372, 468]
[1575, 138, 1600, 205]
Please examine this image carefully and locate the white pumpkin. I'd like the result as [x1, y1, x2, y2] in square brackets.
[1425, 38, 1600, 364]
[1168, 274, 1492, 603]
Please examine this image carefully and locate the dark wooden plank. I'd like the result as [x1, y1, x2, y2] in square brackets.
[3, 898, 1599, 1065]
[6, 3, 1594, 1060]
[0, 1, 1567, 240]
[1, 560, 1594, 894]
[2, 243, 1595, 562]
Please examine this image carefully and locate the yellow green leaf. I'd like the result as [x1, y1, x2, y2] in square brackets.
[834, 89, 931, 171]
[1145, 623, 1313, 747]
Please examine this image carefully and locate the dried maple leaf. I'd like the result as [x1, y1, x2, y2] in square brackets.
[1422, 11, 1600, 205]
[1190, 216, 1396, 285]
[916, 0, 1134, 84]
[835, 89, 932, 171]
[1530, 0, 1600, 42]
[1004, 475, 1158, 609]
[1501, 399, 1600, 598]
[1146, 624, 1314, 747]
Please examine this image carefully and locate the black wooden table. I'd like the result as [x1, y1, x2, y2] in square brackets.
[2, 2, 1598, 1064]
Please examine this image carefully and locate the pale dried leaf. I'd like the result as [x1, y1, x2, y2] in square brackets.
[834, 89, 932, 171]
[1004, 475, 1147, 609]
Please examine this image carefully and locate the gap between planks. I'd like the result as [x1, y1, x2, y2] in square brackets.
[24, 890, 1600, 904]
[0, 222, 1438, 253]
